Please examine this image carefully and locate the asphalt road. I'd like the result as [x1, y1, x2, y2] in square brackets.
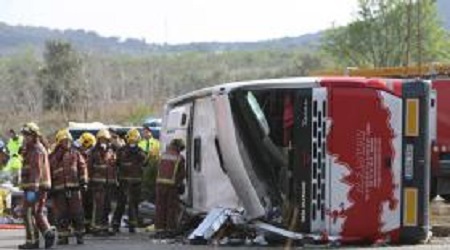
[2, 197, 450, 249]
[2, 228, 450, 250]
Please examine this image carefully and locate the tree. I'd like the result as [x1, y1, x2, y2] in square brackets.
[38, 40, 84, 118]
[321, 0, 449, 68]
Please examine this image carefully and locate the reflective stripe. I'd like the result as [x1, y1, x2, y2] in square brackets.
[27, 207, 35, 244]
[120, 177, 142, 182]
[21, 183, 39, 189]
[404, 188, 418, 226]
[91, 178, 107, 183]
[406, 98, 419, 137]
[53, 183, 80, 190]
[156, 158, 180, 185]
[91, 197, 96, 228]
[160, 154, 178, 161]
[53, 168, 64, 174]
[40, 180, 51, 188]
[94, 164, 108, 169]
[58, 231, 71, 237]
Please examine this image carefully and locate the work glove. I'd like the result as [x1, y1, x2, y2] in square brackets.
[80, 182, 88, 192]
[25, 191, 38, 203]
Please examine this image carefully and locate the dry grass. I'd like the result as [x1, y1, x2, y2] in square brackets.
[0, 101, 164, 140]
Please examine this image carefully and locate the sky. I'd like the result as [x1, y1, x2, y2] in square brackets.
[0, 0, 358, 44]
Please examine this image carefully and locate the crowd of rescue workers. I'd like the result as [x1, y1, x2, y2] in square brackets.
[0, 122, 186, 249]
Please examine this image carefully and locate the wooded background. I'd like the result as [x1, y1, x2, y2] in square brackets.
[0, 0, 448, 136]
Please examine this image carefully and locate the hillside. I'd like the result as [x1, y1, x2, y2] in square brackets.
[0, 22, 322, 56]
[1, 0, 449, 57]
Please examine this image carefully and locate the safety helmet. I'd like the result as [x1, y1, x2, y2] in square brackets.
[79, 132, 96, 148]
[96, 129, 111, 140]
[21, 122, 41, 136]
[170, 138, 185, 152]
[126, 128, 141, 144]
[55, 129, 73, 144]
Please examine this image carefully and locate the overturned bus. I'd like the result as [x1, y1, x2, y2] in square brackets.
[160, 77, 433, 244]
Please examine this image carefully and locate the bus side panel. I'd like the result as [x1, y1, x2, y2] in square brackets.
[326, 87, 402, 243]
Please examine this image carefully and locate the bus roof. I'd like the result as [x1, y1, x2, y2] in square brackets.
[166, 76, 409, 107]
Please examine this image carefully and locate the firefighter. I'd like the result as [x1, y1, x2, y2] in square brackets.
[112, 128, 147, 233]
[89, 129, 117, 236]
[155, 138, 186, 234]
[139, 126, 160, 203]
[77, 132, 96, 234]
[19, 122, 55, 249]
[49, 129, 88, 245]
[77, 132, 96, 162]
[109, 128, 126, 152]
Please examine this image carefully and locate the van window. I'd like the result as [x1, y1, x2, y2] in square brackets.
[181, 113, 187, 126]
[247, 92, 270, 135]
[194, 137, 201, 172]
[167, 106, 186, 129]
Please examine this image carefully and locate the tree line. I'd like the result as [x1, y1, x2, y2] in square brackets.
[0, 42, 328, 135]
[0, 0, 448, 135]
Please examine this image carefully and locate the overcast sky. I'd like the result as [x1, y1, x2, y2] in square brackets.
[0, 0, 358, 44]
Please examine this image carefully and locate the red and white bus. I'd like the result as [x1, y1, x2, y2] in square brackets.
[161, 77, 432, 244]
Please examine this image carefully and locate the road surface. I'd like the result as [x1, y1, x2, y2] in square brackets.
[2, 198, 450, 249]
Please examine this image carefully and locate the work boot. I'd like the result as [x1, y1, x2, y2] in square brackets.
[18, 242, 39, 249]
[85, 224, 93, 235]
[44, 230, 56, 249]
[57, 237, 69, 245]
[76, 235, 84, 245]
[129, 227, 136, 234]
[93, 229, 109, 237]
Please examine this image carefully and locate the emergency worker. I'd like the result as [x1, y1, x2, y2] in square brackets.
[19, 122, 55, 249]
[155, 138, 186, 234]
[5, 129, 23, 184]
[109, 128, 125, 152]
[112, 128, 147, 233]
[88, 129, 116, 236]
[49, 129, 88, 245]
[139, 126, 160, 202]
[138, 126, 160, 160]
[77, 132, 96, 233]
